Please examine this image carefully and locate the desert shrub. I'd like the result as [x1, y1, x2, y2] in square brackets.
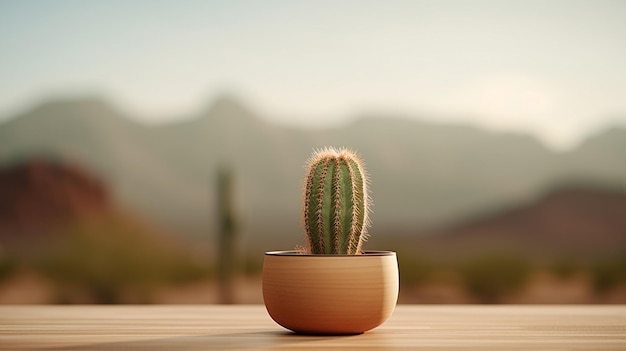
[0, 254, 16, 283]
[458, 254, 531, 303]
[589, 252, 626, 293]
[38, 214, 211, 303]
[549, 259, 579, 280]
[243, 256, 263, 276]
[398, 253, 435, 287]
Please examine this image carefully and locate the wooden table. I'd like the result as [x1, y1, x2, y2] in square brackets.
[1, 305, 625, 350]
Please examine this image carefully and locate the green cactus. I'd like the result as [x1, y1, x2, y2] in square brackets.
[216, 164, 238, 304]
[303, 147, 371, 255]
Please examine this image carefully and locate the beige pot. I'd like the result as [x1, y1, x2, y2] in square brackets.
[262, 250, 399, 335]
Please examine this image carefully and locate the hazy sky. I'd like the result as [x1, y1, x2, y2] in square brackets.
[1, 0, 625, 149]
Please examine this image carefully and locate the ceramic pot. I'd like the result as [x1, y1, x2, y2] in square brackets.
[262, 250, 398, 335]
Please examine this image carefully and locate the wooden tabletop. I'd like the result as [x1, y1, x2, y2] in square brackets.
[1, 305, 625, 350]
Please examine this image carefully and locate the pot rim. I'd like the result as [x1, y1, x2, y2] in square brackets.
[265, 250, 396, 257]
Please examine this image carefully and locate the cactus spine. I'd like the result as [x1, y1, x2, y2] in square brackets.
[303, 147, 371, 255]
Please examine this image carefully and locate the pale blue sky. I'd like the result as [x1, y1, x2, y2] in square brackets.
[1, 0, 625, 149]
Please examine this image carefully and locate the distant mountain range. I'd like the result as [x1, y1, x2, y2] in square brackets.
[1, 96, 625, 251]
[407, 186, 626, 261]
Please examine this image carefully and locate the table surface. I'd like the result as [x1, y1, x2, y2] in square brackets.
[1, 305, 625, 350]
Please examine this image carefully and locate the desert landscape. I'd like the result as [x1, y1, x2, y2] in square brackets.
[0, 97, 624, 304]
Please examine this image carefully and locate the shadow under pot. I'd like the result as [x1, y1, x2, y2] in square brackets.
[262, 250, 399, 335]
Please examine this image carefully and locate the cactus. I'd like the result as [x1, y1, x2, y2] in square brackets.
[216, 164, 238, 303]
[303, 147, 371, 255]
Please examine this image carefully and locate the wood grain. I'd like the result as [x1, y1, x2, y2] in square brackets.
[1, 305, 625, 350]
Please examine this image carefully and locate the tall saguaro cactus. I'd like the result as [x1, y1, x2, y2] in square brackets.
[303, 147, 371, 255]
[216, 164, 238, 303]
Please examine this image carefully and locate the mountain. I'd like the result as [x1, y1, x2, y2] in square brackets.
[0, 159, 109, 244]
[411, 186, 626, 261]
[306, 116, 560, 226]
[0, 159, 210, 303]
[561, 127, 626, 182]
[0, 97, 208, 233]
[0, 96, 625, 254]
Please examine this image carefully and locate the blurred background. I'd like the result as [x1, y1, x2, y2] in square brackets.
[0, 0, 625, 304]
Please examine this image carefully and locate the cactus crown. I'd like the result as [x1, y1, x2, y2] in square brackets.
[302, 147, 371, 255]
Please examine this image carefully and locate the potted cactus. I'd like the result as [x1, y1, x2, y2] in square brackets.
[263, 147, 399, 335]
